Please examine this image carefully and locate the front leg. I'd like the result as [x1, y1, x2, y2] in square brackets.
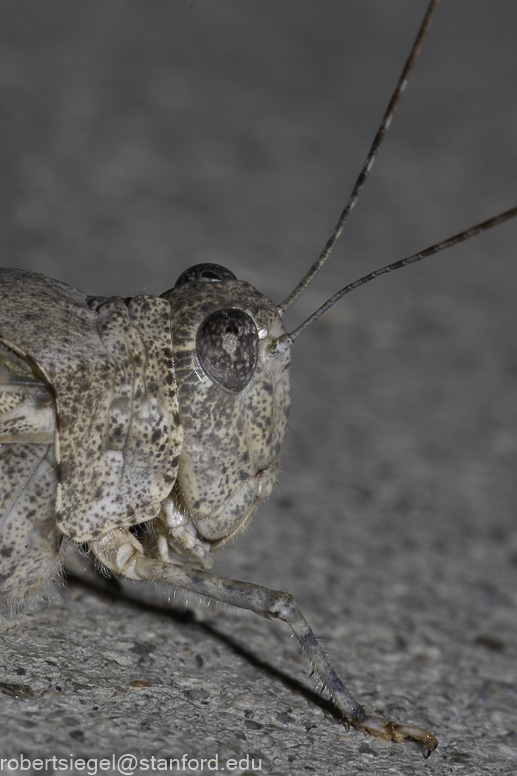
[91, 528, 438, 757]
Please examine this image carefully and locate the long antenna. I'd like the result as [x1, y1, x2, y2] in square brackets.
[272, 206, 517, 351]
[279, 0, 440, 313]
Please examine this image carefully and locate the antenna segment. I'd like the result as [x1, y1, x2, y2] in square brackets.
[272, 206, 517, 352]
[279, 0, 440, 312]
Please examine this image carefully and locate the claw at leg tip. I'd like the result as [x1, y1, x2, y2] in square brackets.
[350, 714, 438, 757]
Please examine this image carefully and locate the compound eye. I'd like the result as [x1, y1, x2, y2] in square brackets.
[175, 263, 236, 287]
[197, 309, 259, 393]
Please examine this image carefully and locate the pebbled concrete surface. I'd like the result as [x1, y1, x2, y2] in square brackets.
[0, 1, 516, 774]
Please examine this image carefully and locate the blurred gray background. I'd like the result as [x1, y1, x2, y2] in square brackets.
[0, 1, 516, 774]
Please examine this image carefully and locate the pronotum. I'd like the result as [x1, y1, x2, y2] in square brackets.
[1, 0, 516, 764]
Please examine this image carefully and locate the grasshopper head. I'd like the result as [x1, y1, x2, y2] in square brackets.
[161, 264, 290, 549]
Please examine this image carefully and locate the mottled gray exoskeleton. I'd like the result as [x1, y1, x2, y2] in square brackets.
[0, 0, 516, 758]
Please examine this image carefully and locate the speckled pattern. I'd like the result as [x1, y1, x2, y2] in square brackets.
[0, 270, 182, 545]
[0, 343, 59, 607]
[0, 442, 59, 608]
[163, 278, 290, 546]
[0, 344, 54, 442]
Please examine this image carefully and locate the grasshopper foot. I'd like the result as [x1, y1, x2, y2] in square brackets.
[353, 715, 438, 758]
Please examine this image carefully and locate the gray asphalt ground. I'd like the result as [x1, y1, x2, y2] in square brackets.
[0, 1, 516, 774]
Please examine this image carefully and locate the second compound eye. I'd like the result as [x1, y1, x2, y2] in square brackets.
[197, 309, 259, 393]
[175, 263, 236, 287]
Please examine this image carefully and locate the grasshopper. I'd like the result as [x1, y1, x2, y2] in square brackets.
[0, 0, 515, 759]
